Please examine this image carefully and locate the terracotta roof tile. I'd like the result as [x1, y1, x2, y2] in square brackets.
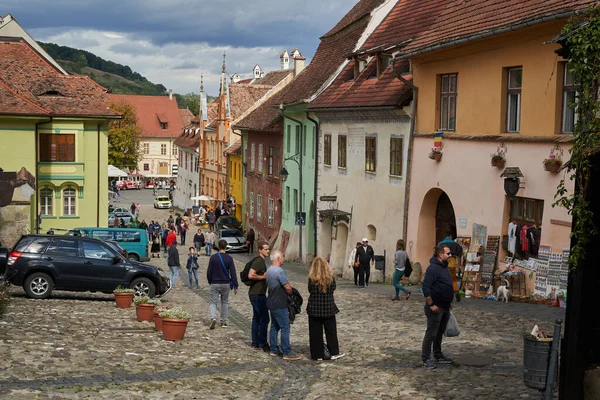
[179, 108, 195, 126]
[0, 40, 119, 118]
[224, 138, 241, 155]
[108, 94, 184, 138]
[236, 0, 382, 132]
[252, 69, 293, 87]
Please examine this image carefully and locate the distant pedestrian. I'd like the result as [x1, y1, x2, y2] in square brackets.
[186, 247, 199, 288]
[166, 228, 177, 248]
[206, 240, 238, 328]
[348, 242, 361, 286]
[246, 228, 256, 254]
[354, 238, 374, 287]
[391, 239, 411, 301]
[307, 257, 344, 361]
[136, 202, 141, 214]
[179, 221, 188, 245]
[161, 223, 169, 253]
[421, 245, 454, 369]
[113, 216, 120, 228]
[194, 229, 205, 252]
[248, 240, 270, 351]
[150, 229, 161, 258]
[208, 211, 216, 231]
[266, 250, 301, 360]
[138, 219, 148, 231]
[130, 202, 136, 215]
[205, 229, 216, 256]
[167, 241, 181, 287]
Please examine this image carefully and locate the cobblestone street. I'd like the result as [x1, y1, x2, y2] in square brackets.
[0, 193, 565, 399]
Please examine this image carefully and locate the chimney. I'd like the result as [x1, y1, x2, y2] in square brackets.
[294, 55, 305, 77]
[280, 50, 289, 70]
[169, 89, 173, 101]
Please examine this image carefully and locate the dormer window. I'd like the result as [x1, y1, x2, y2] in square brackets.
[377, 54, 392, 77]
[161, 122, 168, 130]
[353, 57, 368, 80]
[39, 90, 63, 96]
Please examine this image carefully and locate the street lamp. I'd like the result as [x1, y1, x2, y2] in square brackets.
[279, 166, 289, 182]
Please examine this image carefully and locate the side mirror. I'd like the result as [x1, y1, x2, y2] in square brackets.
[112, 256, 121, 265]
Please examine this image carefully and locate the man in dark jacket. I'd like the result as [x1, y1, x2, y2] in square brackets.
[354, 238, 375, 287]
[167, 241, 180, 288]
[206, 239, 238, 329]
[421, 245, 455, 369]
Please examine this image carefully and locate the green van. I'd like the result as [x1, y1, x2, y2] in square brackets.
[69, 228, 150, 262]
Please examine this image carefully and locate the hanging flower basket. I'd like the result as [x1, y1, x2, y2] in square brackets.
[490, 143, 507, 169]
[491, 158, 506, 169]
[543, 145, 563, 173]
[543, 160, 562, 173]
[429, 147, 443, 162]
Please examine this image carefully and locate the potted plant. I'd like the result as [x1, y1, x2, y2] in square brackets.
[153, 305, 173, 332]
[428, 147, 443, 162]
[133, 296, 161, 322]
[160, 307, 191, 341]
[490, 143, 507, 168]
[113, 285, 135, 308]
[543, 145, 563, 173]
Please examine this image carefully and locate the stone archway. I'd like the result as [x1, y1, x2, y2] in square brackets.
[330, 222, 348, 277]
[416, 188, 456, 266]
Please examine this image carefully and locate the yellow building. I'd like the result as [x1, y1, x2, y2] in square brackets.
[225, 141, 242, 222]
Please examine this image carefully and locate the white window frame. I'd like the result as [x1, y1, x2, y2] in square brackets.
[257, 194, 262, 222]
[40, 188, 53, 216]
[268, 198, 274, 226]
[63, 188, 76, 216]
[249, 192, 254, 218]
[258, 144, 263, 174]
[143, 143, 149, 154]
[562, 65, 578, 134]
[506, 67, 522, 133]
[250, 143, 256, 172]
[161, 143, 167, 155]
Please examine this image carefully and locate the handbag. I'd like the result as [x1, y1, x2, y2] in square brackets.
[444, 312, 461, 337]
[217, 253, 235, 290]
[404, 257, 413, 278]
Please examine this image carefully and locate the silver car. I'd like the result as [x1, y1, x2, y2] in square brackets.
[108, 211, 136, 226]
[213, 229, 248, 253]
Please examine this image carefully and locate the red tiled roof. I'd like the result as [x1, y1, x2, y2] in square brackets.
[236, 0, 381, 132]
[323, 0, 386, 38]
[224, 138, 241, 155]
[376, 0, 597, 58]
[173, 125, 201, 149]
[0, 39, 120, 118]
[108, 94, 184, 138]
[252, 69, 293, 87]
[179, 108, 195, 127]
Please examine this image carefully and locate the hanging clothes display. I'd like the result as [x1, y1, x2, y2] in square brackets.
[508, 221, 517, 254]
[520, 225, 530, 253]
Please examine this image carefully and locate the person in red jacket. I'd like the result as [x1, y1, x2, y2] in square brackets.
[166, 228, 177, 247]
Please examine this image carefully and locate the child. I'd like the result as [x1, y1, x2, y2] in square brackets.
[186, 247, 199, 288]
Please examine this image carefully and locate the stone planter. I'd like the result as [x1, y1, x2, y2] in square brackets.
[544, 162, 562, 173]
[162, 318, 189, 341]
[114, 292, 134, 308]
[135, 304, 156, 322]
[491, 158, 506, 168]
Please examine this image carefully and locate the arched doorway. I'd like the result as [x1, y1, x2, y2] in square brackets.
[416, 188, 457, 265]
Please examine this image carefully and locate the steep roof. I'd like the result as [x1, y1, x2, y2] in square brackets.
[0, 39, 119, 118]
[391, 0, 596, 58]
[108, 94, 183, 138]
[253, 69, 293, 87]
[179, 108, 195, 127]
[236, 0, 381, 132]
[323, 0, 386, 38]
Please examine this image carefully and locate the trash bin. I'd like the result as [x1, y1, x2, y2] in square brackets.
[374, 255, 385, 271]
[523, 335, 558, 390]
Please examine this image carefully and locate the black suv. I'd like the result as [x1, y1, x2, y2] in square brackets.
[215, 216, 243, 231]
[5, 235, 169, 299]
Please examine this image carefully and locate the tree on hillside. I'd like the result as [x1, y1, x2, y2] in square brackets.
[182, 92, 200, 116]
[108, 101, 142, 171]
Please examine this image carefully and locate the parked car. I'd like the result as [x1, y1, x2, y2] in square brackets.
[0, 246, 8, 275]
[154, 196, 172, 209]
[215, 216, 243, 231]
[145, 181, 155, 189]
[5, 235, 169, 299]
[113, 180, 125, 190]
[108, 211, 136, 226]
[123, 181, 140, 190]
[109, 206, 131, 214]
[213, 229, 248, 253]
[68, 227, 150, 262]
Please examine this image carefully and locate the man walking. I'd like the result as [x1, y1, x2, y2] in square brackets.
[347, 242, 361, 286]
[205, 229, 216, 256]
[266, 250, 301, 360]
[421, 245, 455, 369]
[354, 238, 375, 287]
[248, 240, 270, 351]
[167, 240, 180, 288]
[206, 239, 238, 328]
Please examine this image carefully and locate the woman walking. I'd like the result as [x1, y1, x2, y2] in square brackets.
[392, 239, 411, 301]
[150, 229, 161, 258]
[307, 257, 345, 361]
[167, 241, 180, 287]
[246, 228, 256, 254]
[186, 247, 199, 288]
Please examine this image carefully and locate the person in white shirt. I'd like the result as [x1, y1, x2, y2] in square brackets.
[347, 242, 361, 286]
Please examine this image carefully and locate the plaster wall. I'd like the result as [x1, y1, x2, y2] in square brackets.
[316, 113, 411, 282]
[406, 137, 574, 270]
[138, 137, 178, 176]
[173, 148, 199, 211]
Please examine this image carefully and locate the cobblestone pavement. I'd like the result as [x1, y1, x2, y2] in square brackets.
[0, 193, 565, 399]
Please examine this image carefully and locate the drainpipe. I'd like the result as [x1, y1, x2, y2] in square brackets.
[279, 108, 304, 263]
[97, 123, 101, 227]
[392, 66, 418, 242]
[306, 111, 319, 257]
[35, 117, 52, 234]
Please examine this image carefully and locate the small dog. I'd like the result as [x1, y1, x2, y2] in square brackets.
[496, 285, 510, 303]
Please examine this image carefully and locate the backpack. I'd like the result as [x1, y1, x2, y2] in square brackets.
[404, 257, 413, 278]
[240, 256, 262, 286]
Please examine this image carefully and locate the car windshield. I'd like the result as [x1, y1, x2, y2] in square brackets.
[221, 230, 243, 238]
[156, 197, 169, 202]
[219, 217, 238, 224]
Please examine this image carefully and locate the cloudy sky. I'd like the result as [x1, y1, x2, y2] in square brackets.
[5, 0, 358, 96]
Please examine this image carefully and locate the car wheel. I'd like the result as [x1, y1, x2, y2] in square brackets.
[24, 272, 54, 299]
[128, 253, 140, 261]
[130, 277, 156, 297]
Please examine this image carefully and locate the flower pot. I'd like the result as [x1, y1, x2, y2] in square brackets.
[153, 310, 163, 331]
[114, 292, 134, 308]
[544, 162, 561, 173]
[433, 153, 442, 162]
[136, 304, 156, 322]
[162, 318, 189, 341]
[491, 159, 506, 168]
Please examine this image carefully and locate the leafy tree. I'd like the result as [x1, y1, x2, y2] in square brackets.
[182, 92, 200, 116]
[108, 101, 142, 171]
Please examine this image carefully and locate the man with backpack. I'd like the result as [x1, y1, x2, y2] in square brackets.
[245, 240, 270, 351]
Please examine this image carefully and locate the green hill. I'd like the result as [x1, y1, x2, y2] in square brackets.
[39, 41, 167, 96]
